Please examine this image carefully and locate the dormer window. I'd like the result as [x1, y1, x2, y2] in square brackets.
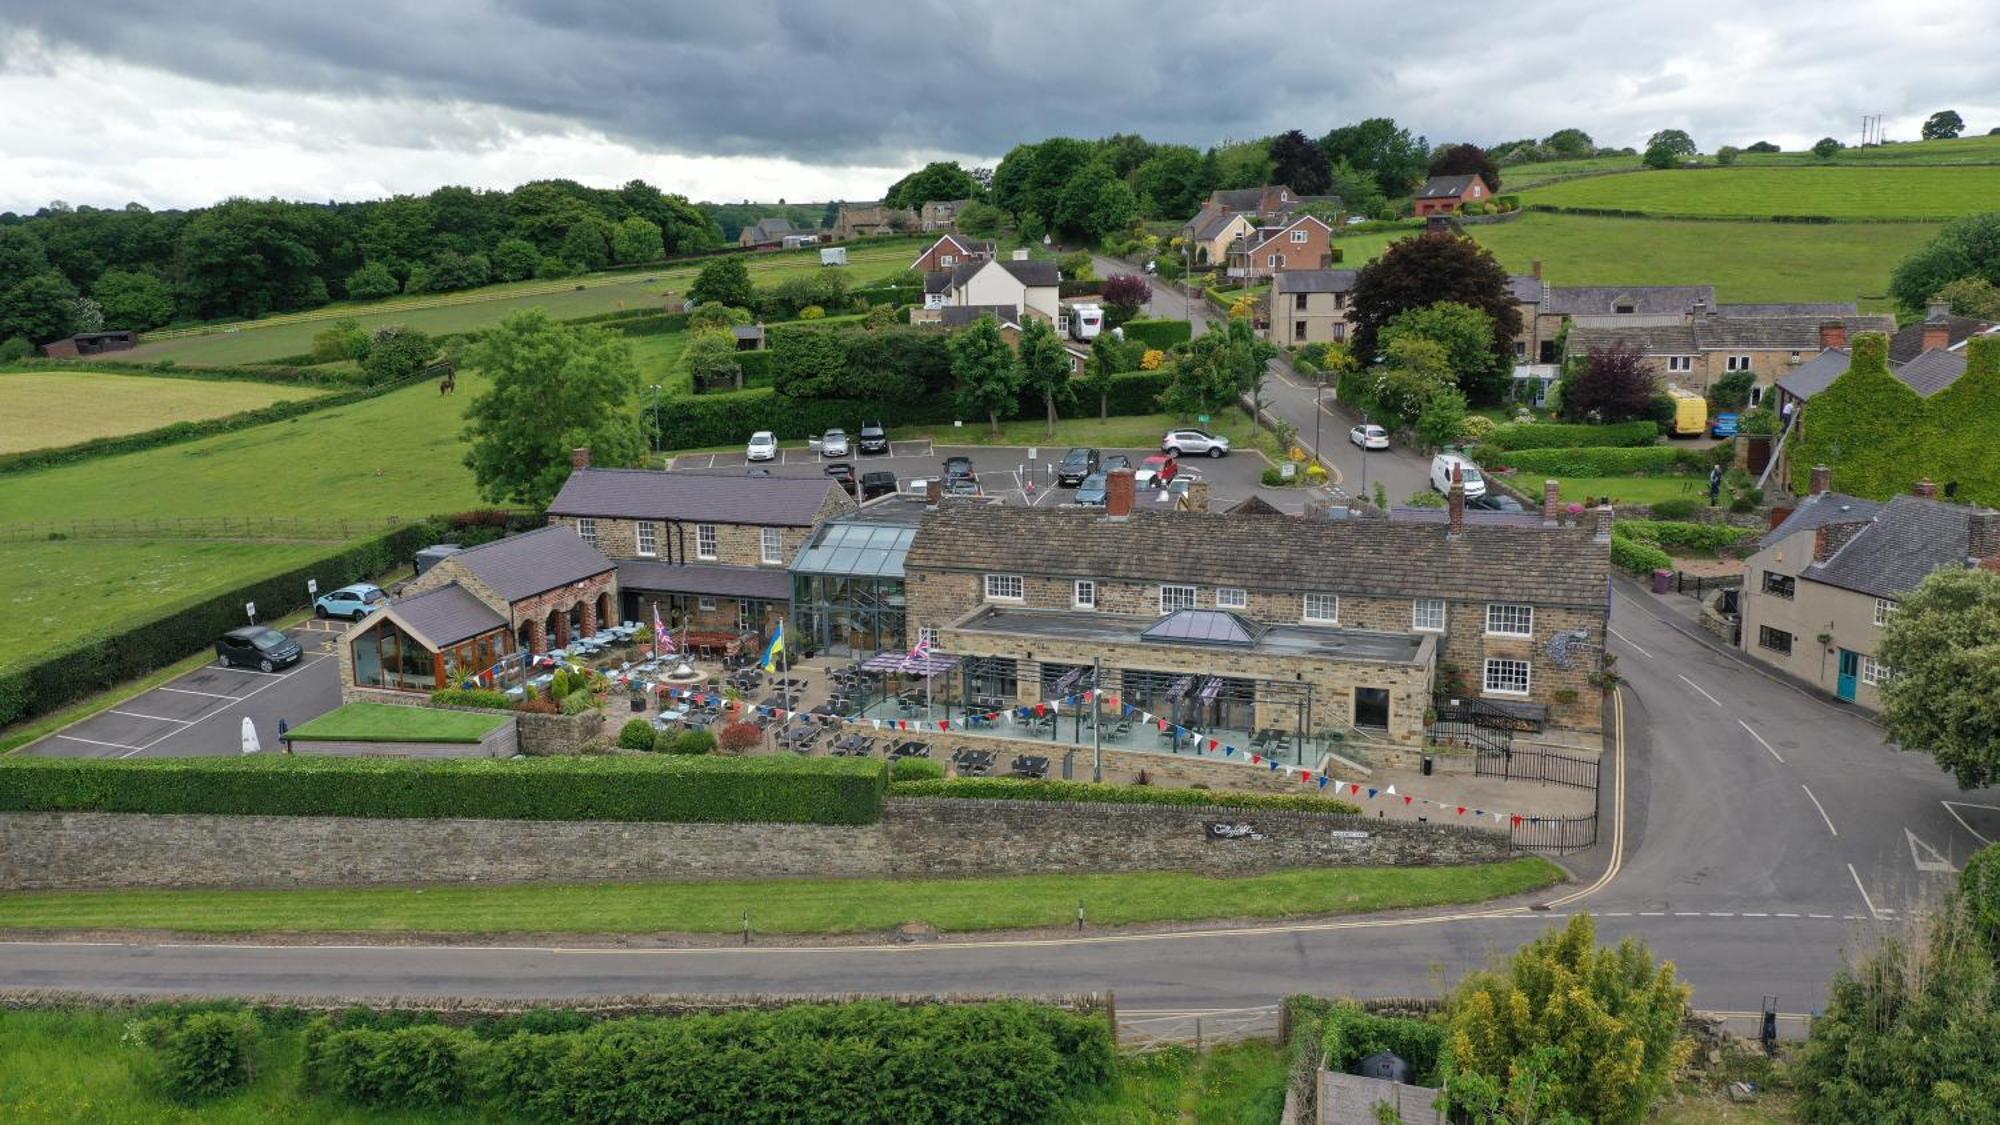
[1614, 303, 1635, 314]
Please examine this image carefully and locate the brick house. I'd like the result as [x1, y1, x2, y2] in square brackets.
[1269, 269, 1358, 346]
[1412, 175, 1491, 216]
[908, 233, 997, 274]
[1739, 469, 2000, 707]
[1227, 215, 1337, 281]
[914, 251, 1062, 325]
[902, 473, 1613, 736]
[545, 457, 852, 640]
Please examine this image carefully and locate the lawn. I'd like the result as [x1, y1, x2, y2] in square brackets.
[0, 856, 1564, 935]
[629, 329, 692, 396]
[1331, 212, 1937, 305]
[1496, 155, 1641, 190]
[1059, 1042, 1288, 1124]
[286, 703, 507, 744]
[1519, 166, 2000, 221]
[1541, 474, 1707, 506]
[1735, 132, 2000, 166]
[0, 539, 341, 671]
[0, 370, 323, 454]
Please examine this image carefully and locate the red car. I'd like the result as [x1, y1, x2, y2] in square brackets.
[1135, 453, 1179, 489]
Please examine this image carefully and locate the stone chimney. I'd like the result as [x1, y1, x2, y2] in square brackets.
[925, 478, 942, 507]
[1914, 478, 1938, 499]
[1182, 479, 1211, 513]
[1593, 504, 1614, 544]
[1691, 296, 1707, 319]
[1446, 466, 1466, 538]
[1106, 468, 1136, 518]
[1530, 259, 1542, 280]
[1542, 479, 1561, 526]
[570, 446, 591, 470]
[1922, 319, 1951, 354]
[1809, 465, 1832, 495]
[1927, 299, 1952, 321]
[1967, 509, 2000, 562]
[1818, 320, 1848, 349]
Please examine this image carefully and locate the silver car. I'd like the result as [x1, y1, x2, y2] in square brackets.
[1162, 428, 1230, 458]
[821, 429, 851, 458]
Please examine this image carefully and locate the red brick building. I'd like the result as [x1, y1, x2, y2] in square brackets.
[1412, 175, 1492, 216]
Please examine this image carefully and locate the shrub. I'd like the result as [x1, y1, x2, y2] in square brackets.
[430, 688, 512, 710]
[136, 1010, 261, 1103]
[1737, 406, 1776, 435]
[1457, 414, 1498, 443]
[891, 756, 946, 782]
[1405, 489, 1446, 508]
[617, 718, 656, 750]
[1260, 466, 1291, 487]
[1614, 519, 1759, 554]
[0, 754, 889, 825]
[304, 1022, 476, 1108]
[1486, 445, 1703, 476]
[558, 691, 596, 716]
[1121, 318, 1194, 350]
[0, 335, 34, 361]
[659, 728, 716, 755]
[891, 777, 1361, 815]
[798, 304, 825, 319]
[717, 720, 762, 754]
[1610, 535, 1674, 574]
[516, 697, 559, 715]
[1645, 497, 1700, 521]
[1484, 420, 1657, 450]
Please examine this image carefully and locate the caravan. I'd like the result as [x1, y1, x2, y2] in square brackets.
[1065, 302, 1103, 341]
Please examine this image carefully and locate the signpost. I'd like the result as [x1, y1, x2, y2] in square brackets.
[245, 601, 257, 624]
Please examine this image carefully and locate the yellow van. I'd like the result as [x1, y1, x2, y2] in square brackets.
[1665, 387, 1707, 438]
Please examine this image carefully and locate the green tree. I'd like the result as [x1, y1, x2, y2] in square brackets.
[1933, 275, 2000, 318]
[1016, 315, 1074, 437]
[683, 329, 743, 391]
[1923, 110, 1966, 141]
[1812, 136, 1843, 160]
[955, 199, 1007, 237]
[883, 161, 979, 209]
[172, 198, 330, 319]
[1318, 117, 1430, 198]
[310, 318, 371, 364]
[1327, 157, 1389, 220]
[1642, 143, 1679, 170]
[948, 315, 1021, 435]
[491, 238, 540, 282]
[1206, 139, 1277, 191]
[90, 268, 176, 330]
[1542, 128, 1595, 156]
[1876, 567, 2000, 788]
[1427, 143, 1501, 193]
[360, 326, 435, 383]
[689, 256, 755, 309]
[1445, 913, 1691, 1125]
[1349, 232, 1522, 377]
[1715, 145, 1741, 166]
[1133, 144, 1210, 220]
[559, 220, 611, 271]
[1268, 129, 1332, 194]
[423, 249, 490, 292]
[1889, 212, 2000, 316]
[688, 302, 753, 332]
[610, 216, 665, 264]
[1380, 301, 1507, 403]
[0, 271, 79, 344]
[1082, 333, 1134, 419]
[1415, 386, 1468, 450]
[1370, 336, 1454, 428]
[461, 308, 643, 506]
[345, 261, 400, 300]
[1645, 129, 1696, 157]
[359, 195, 437, 273]
[0, 226, 51, 282]
[1054, 159, 1139, 242]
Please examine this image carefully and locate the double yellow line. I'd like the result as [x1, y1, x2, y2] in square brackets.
[1543, 685, 1627, 908]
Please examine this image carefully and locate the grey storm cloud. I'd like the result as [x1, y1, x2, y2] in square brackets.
[4, 0, 1998, 168]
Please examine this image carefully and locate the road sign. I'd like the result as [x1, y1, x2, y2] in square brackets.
[1197, 414, 1211, 423]
[245, 601, 257, 623]
[307, 579, 318, 596]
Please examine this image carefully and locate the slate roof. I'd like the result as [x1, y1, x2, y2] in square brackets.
[1889, 315, 1996, 364]
[1895, 348, 1970, 396]
[1774, 348, 1851, 400]
[994, 258, 1061, 287]
[1507, 275, 1546, 304]
[548, 468, 842, 527]
[938, 304, 1018, 327]
[1186, 204, 1246, 241]
[1775, 345, 1971, 402]
[1275, 269, 1360, 295]
[1416, 174, 1480, 199]
[387, 583, 507, 648]
[923, 270, 953, 295]
[1543, 285, 1715, 316]
[1211, 187, 1288, 213]
[744, 218, 795, 243]
[905, 507, 1609, 608]
[1779, 494, 1993, 600]
[615, 561, 792, 601]
[1697, 314, 1895, 350]
[1714, 302, 1858, 317]
[448, 526, 615, 603]
[1566, 324, 1698, 356]
[1224, 495, 1285, 516]
[1758, 491, 1885, 551]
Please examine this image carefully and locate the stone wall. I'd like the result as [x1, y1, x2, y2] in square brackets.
[0, 799, 1510, 891]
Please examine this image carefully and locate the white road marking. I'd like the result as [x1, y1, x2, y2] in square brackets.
[1639, 911, 1665, 916]
[1738, 720, 1785, 764]
[1776, 913, 1799, 918]
[51, 733, 147, 750]
[1801, 785, 1838, 837]
[1847, 863, 1883, 921]
[1905, 828, 1958, 873]
[1607, 628, 1653, 659]
[156, 686, 239, 700]
[1677, 673, 1723, 708]
[1808, 913, 1833, 919]
[120, 654, 331, 757]
[1942, 801, 1998, 845]
[1675, 911, 1702, 916]
[107, 710, 192, 725]
[1742, 912, 1769, 918]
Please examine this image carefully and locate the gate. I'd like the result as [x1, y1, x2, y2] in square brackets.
[1509, 813, 1598, 853]
[1474, 747, 1599, 790]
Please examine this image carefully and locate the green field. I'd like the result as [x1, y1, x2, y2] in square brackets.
[1736, 133, 2000, 166]
[629, 329, 693, 396]
[1332, 211, 1936, 304]
[0, 539, 341, 669]
[0, 857, 1563, 935]
[1520, 165, 2000, 221]
[1496, 155, 1641, 190]
[0, 371, 323, 453]
[122, 238, 929, 366]
[1060, 1042, 1288, 1124]
[287, 703, 508, 744]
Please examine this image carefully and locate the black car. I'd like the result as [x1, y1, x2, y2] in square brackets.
[1102, 453, 1133, 474]
[1056, 446, 1100, 487]
[858, 420, 889, 455]
[824, 461, 858, 496]
[942, 455, 976, 483]
[1467, 492, 1526, 512]
[215, 626, 302, 672]
[860, 470, 898, 500]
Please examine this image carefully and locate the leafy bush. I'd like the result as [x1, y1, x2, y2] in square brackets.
[1737, 406, 1776, 435]
[558, 691, 597, 716]
[1645, 498, 1700, 521]
[1260, 466, 1291, 487]
[1483, 420, 1657, 450]
[891, 757, 946, 782]
[304, 1022, 476, 1108]
[431, 688, 512, 710]
[658, 728, 716, 755]
[1120, 318, 1194, 350]
[891, 777, 1361, 815]
[1614, 519, 1759, 554]
[716, 721, 762, 754]
[516, 697, 559, 715]
[1484, 445, 1703, 476]
[617, 718, 656, 750]
[1609, 535, 1673, 574]
[0, 754, 890, 825]
[135, 1010, 261, 1103]
[1457, 414, 1497, 443]
[1405, 489, 1446, 509]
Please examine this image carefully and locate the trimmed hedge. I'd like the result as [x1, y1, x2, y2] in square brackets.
[431, 688, 514, 710]
[1609, 535, 1673, 574]
[1480, 445, 1706, 476]
[0, 751, 889, 825]
[0, 524, 435, 728]
[1613, 519, 1759, 554]
[890, 777, 1362, 815]
[1483, 420, 1657, 451]
[1120, 318, 1193, 350]
[9, 357, 371, 389]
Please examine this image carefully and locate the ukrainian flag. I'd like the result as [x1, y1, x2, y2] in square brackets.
[761, 619, 786, 673]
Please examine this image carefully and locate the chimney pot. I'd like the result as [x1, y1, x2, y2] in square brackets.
[925, 478, 942, 507]
[1809, 465, 1832, 495]
[1530, 259, 1542, 280]
[1927, 299, 1951, 322]
[1447, 466, 1466, 537]
[1914, 478, 1938, 499]
[1922, 320, 1951, 354]
[570, 446, 591, 470]
[1106, 468, 1136, 517]
[1818, 320, 1848, 349]
[1542, 479, 1561, 525]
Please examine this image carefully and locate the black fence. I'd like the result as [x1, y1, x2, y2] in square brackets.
[1426, 719, 1511, 754]
[1510, 813, 1598, 854]
[1475, 747, 1600, 790]
[1435, 697, 1548, 735]
[1675, 572, 1745, 600]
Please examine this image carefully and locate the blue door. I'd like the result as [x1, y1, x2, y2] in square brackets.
[1836, 650, 1860, 702]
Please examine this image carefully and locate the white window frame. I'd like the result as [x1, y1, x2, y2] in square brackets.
[1267, 252, 1285, 268]
[1289, 229, 1309, 243]
[1483, 658, 1531, 696]
[1485, 603, 1534, 637]
[1073, 580, 1096, 609]
[1667, 355, 1692, 373]
[575, 518, 597, 547]
[697, 596, 718, 612]
[1216, 587, 1248, 609]
[1160, 584, 1197, 613]
[985, 574, 1024, 602]
[1726, 354, 1753, 372]
[1874, 598, 1895, 626]
[760, 527, 784, 565]
[737, 601, 753, 632]
[695, 523, 718, 560]
[1861, 655, 1889, 686]
[635, 520, 657, 558]
[940, 253, 956, 267]
[1302, 593, 1339, 624]
[1412, 597, 1446, 632]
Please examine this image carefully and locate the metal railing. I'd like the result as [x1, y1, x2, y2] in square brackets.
[1510, 812, 1599, 853]
[1426, 718, 1512, 753]
[1119, 1005, 1281, 1050]
[1475, 746, 1600, 790]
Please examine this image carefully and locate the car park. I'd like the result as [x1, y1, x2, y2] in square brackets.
[1074, 472, 1109, 507]
[1710, 412, 1740, 439]
[1162, 428, 1230, 458]
[313, 582, 386, 621]
[1134, 453, 1179, 490]
[215, 626, 302, 673]
[820, 429, 851, 458]
[860, 470, 898, 500]
[1056, 447, 1100, 487]
[1349, 423, 1390, 450]
[1103, 453, 1133, 474]
[1468, 492, 1525, 512]
[858, 420, 889, 455]
[824, 462, 857, 495]
[942, 455, 976, 484]
[746, 431, 778, 462]
[1429, 452, 1488, 498]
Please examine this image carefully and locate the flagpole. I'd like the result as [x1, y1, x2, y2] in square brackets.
[923, 624, 932, 723]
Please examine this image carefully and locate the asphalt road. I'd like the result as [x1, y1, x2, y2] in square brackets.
[1257, 358, 1432, 504]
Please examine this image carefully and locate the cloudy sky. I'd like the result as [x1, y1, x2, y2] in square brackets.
[2, 0, 1994, 213]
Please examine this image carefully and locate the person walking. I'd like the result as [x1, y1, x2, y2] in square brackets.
[1708, 463, 1724, 507]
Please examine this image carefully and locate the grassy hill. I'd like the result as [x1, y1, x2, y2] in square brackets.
[0, 370, 324, 453]
[1519, 166, 2000, 221]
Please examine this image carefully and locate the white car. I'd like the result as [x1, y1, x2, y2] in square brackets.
[1349, 423, 1390, 450]
[1162, 428, 1230, 458]
[820, 428, 851, 458]
[1429, 452, 1488, 499]
[746, 431, 778, 462]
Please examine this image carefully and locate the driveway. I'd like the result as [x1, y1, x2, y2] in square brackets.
[19, 623, 344, 758]
[1255, 357, 1432, 505]
[1090, 254, 1209, 336]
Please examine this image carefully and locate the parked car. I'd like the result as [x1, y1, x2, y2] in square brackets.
[215, 626, 302, 673]
[820, 428, 851, 458]
[746, 431, 778, 462]
[1102, 454, 1133, 474]
[1429, 452, 1488, 498]
[1162, 428, 1230, 458]
[1349, 423, 1390, 450]
[860, 470, 898, 500]
[824, 461, 857, 495]
[942, 476, 984, 496]
[942, 455, 976, 484]
[1074, 472, 1109, 507]
[1468, 492, 1525, 512]
[857, 420, 889, 455]
[1710, 412, 1740, 439]
[314, 582, 386, 621]
[1134, 453, 1179, 490]
[1056, 446, 1100, 487]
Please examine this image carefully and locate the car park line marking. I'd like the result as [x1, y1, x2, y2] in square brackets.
[1776, 913, 1800, 918]
[1847, 863, 1883, 921]
[51, 733, 148, 751]
[1905, 828, 1958, 873]
[1941, 801, 1998, 845]
[1738, 720, 1784, 763]
[1676, 674, 1723, 708]
[1801, 785, 1838, 836]
[156, 686, 238, 700]
[1607, 628, 1653, 659]
[107, 710, 192, 725]
[119, 654, 330, 757]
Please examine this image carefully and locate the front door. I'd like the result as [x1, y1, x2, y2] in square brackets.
[1836, 649, 1860, 702]
[1354, 687, 1390, 730]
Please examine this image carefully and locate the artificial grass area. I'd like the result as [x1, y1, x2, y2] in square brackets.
[0, 371, 323, 454]
[285, 703, 507, 744]
[0, 857, 1564, 936]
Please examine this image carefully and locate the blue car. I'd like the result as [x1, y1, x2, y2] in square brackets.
[1710, 412, 1740, 439]
[314, 583, 387, 621]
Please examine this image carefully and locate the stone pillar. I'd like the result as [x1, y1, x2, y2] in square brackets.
[580, 597, 599, 637]
[529, 618, 549, 655]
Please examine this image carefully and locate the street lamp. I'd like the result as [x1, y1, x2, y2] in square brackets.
[649, 384, 663, 458]
[1359, 409, 1370, 501]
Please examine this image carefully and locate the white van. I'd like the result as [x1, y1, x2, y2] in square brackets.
[1429, 452, 1487, 499]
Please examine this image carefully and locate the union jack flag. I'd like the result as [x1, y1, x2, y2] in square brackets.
[654, 605, 676, 654]
[901, 634, 931, 671]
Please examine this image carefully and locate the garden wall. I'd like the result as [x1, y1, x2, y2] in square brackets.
[0, 798, 1509, 890]
[340, 686, 601, 755]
